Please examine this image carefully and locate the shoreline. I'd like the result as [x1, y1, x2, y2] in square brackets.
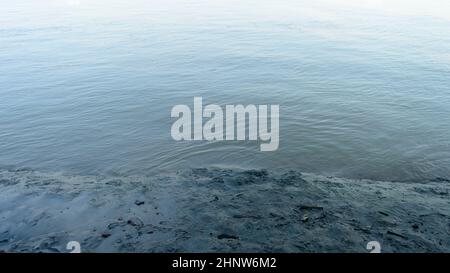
[0, 167, 449, 253]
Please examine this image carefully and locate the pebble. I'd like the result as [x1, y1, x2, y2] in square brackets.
[127, 217, 144, 228]
[135, 200, 145, 206]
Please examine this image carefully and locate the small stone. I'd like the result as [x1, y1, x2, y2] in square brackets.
[217, 234, 239, 240]
[135, 200, 145, 206]
[387, 230, 407, 239]
[378, 211, 389, 216]
[127, 217, 144, 228]
[101, 232, 111, 238]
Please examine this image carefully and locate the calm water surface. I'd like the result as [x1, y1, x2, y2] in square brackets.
[1, 0, 450, 181]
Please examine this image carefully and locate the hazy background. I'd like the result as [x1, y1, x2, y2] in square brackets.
[1, 0, 450, 181]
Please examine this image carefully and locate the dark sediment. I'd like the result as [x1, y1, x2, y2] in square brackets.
[0, 167, 449, 253]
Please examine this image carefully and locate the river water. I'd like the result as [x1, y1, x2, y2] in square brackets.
[1, 0, 450, 181]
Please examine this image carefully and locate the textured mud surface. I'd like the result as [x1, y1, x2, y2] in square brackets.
[0, 168, 449, 253]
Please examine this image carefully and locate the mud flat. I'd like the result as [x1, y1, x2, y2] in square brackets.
[0, 167, 449, 253]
